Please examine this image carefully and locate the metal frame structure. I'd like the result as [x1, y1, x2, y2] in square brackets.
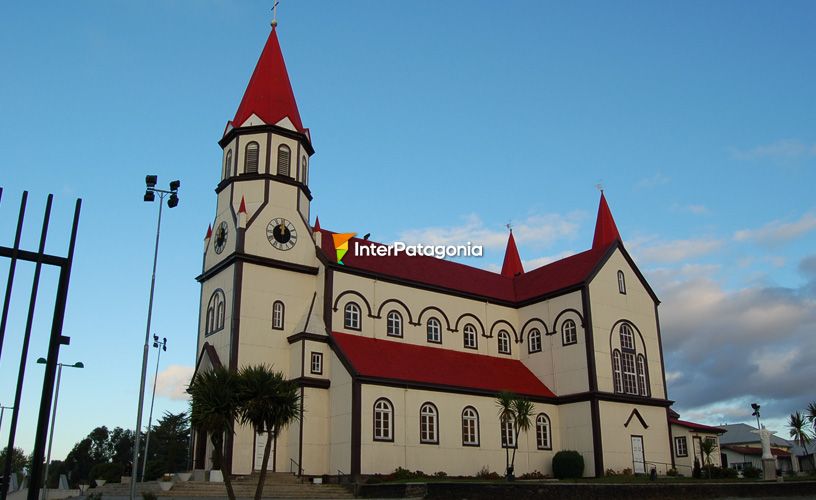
[0, 188, 81, 500]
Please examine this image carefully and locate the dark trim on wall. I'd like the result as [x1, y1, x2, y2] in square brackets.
[489, 319, 518, 343]
[287, 332, 329, 344]
[332, 290, 374, 317]
[294, 376, 330, 389]
[655, 303, 669, 400]
[553, 308, 586, 330]
[324, 267, 334, 334]
[215, 172, 313, 201]
[624, 408, 649, 429]
[520, 317, 549, 340]
[196, 252, 319, 282]
[375, 298, 415, 323]
[590, 398, 604, 477]
[581, 287, 598, 392]
[668, 410, 678, 467]
[453, 313, 485, 336]
[416, 306, 452, 330]
[351, 380, 361, 477]
[224, 257, 244, 472]
[219, 123, 315, 155]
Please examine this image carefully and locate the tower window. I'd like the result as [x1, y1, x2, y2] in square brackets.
[373, 398, 393, 441]
[224, 150, 233, 179]
[301, 156, 308, 184]
[536, 413, 551, 450]
[462, 406, 479, 446]
[463, 324, 477, 349]
[618, 270, 626, 294]
[427, 318, 441, 344]
[244, 141, 259, 174]
[420, 403, 439, 444]
[498, 330, 511, 355]
[277, 145, 291, 176]
[272, 300, 285, 330]
[205, 289, 226, 336]
[386, 310, 403, 337]
[562, 319, 577, 346]
[344, 302, 361, 330]
[528, 328, 541, 353]
[310, 352, 323, 375]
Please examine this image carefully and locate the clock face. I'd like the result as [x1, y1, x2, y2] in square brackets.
[267, 218, 297, 251]
[214, 221, 228, 254]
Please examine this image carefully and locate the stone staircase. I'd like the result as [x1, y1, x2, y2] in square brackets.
[89, 473, 354, 499]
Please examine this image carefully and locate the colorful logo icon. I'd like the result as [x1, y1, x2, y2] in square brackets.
[332, 233, 356, 265]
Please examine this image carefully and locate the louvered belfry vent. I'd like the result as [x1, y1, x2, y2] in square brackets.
[277, 144, 291, 176]
[245, 142, 260, 174]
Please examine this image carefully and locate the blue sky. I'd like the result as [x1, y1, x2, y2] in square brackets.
[1, 1, 815, 460]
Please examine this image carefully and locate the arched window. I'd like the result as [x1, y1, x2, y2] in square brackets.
[622, 351, 638, 394]
[618, 270, 626, 294]
[344, 302, 361, 330]
[536, 413, 551, 450]
[498, 330, 511, 354]
[205, 289, 226, 335]
[620, 323, 634, 350]
[272, 301, 284, 330]
[244, 141, 259, 174]
[637, 354, 648, 396]
[500, 416, 515, 448]
[277, 144, 291, 176]
[462, 407, 479, 446]
[528, 328, 541, 353]
[224, 150, 232, 179]
[373, 398, 393, 441]
[427, 318, 441, 344]
[463, 324, 477, 349]
[612, 350, 623, 393]
[386, 310, 402, 337]
[420, 403, 438, 444]
[562, 319, 577, 346]
[301, 156, 308, 184]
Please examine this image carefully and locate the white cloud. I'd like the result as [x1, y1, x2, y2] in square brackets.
[731, 139, 816, 161]
[523, 251, 578, 271]
[397, 212, 583, 250]
[634, 237, 724, 264]
[671, 203, 709, 215]
[635, 172, 670, 190]
[734, 211, 816, 246]
[156, 364, 194, 401]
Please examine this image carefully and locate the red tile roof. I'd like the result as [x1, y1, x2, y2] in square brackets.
[231, 28, 305, 132]
[669, 418, 726, 434]
[722, 445, 790, 458]
[332, 332, 556, 398]
[501, 231, 524, 278]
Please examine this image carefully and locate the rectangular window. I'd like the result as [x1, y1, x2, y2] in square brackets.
[500, 419, 515, 448]
[622, 352, 638, 394]
[310, 352, 323, 375]
[675, 436, 688, 457]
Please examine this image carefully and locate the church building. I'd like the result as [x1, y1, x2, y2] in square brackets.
[192, 22, 680, 479]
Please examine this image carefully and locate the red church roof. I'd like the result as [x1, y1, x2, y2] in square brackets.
[592, 192, 621, 250]
[231, 27, 305, 132]
[501, 231, 524, 277]
[332, 332, 555, 398]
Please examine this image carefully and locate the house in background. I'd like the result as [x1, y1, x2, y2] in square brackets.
[719, 423, 798, 473]
[668, 409, 725, 474]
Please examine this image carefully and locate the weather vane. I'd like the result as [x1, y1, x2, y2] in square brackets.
[595, 182, 604, 193]
[271, 1, 280, 27]
[506, 221, 513, 232]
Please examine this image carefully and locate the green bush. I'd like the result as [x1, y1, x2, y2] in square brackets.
[476, 466, 501, 480]
[89, 462, 123, 483]
[552, 450, 584, 479]
[743, 465, 761, 479]
[703, 465, 737, 479]
[666, 468, 678, 476]
[519, 470, 546, 480]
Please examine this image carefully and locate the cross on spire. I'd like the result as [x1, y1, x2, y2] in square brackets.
[271, 1, 280, 27]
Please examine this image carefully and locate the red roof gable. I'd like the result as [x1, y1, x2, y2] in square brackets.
[332, 332, 555, 398]
[318, 229, 612, 303]
[722, 445, 790, 457]
[232, 28, 305, 132]
[501, 231, 524, 278]
[669, 418, 725, 434]
[592, 192, 621, 250]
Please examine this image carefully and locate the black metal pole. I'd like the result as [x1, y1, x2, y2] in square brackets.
[27, 199, 81, 500]
[0, 191, 27, 364]
[1, 195, 52, 499]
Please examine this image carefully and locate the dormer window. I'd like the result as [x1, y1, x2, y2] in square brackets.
[277, 145, 291, 176]
[244, 142, 259, 174]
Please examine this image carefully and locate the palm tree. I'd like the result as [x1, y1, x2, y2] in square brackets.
[788, 411, 812, 469]
[187, 367, 239, 500]
[806, 402, 816, 434]
[698, 438, 718, 478]
[495, 392, 535, 480]
[237, 365, 301, 500]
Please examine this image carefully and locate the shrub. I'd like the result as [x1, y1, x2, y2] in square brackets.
[742, 465, 761, 479]
[89, 463, 123, 484]
[621, 468, 633, 476]
[666, 468, 678, 476]
[519, 470, 546, 480]
[702, 465, 737, 479]
[692, 458, 702, 479]
[391, 467, 420, 481]
[552, 450, 584, 479]
[605, 468, 617, 476]
[476, 466, 501, 480]
[433, 471, 447, 479]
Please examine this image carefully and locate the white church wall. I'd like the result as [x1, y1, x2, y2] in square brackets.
[557, 401, 596, 477]
[598, 402, 672, 475]
[329, 351, 353, 475]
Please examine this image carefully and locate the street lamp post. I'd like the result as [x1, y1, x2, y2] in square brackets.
[0, 405, 13, 437]
[131, 176, 179, 500]
[141, 335, 167, 481]
[36, 358, 83, 500]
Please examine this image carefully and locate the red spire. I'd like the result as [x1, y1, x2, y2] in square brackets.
[501, 231, 524, 277]
[238, 196, 247, 214]
[205, 223, 212, 239]
[313, 216, 321, 232]
[592, 192, 621, 250]
[232, 27, 304, 132]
